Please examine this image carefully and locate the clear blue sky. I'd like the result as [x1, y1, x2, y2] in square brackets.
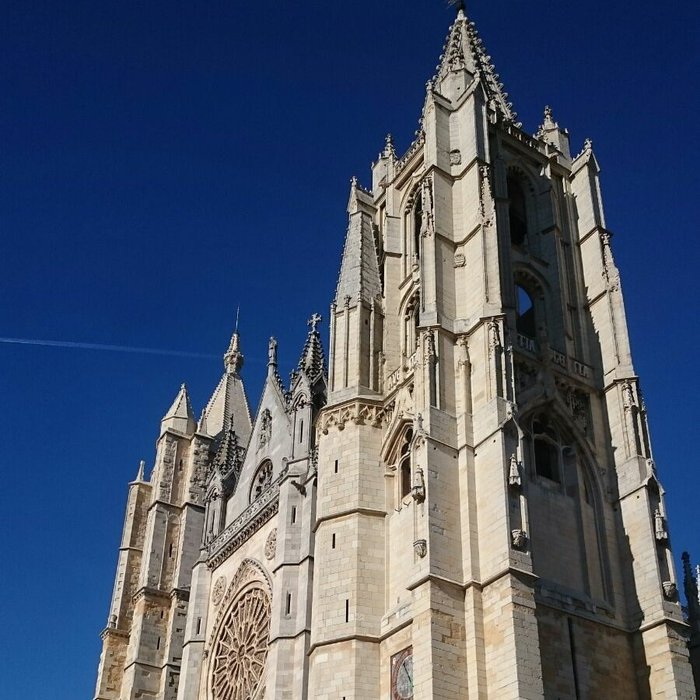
[1, 2, 698, 697]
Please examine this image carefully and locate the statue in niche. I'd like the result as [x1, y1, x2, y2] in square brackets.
[258, 409, 272, 450]
[508, 454, 521, 488]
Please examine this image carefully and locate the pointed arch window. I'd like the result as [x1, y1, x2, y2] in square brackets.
[413, 197, 423, 261]
[507, 175, 528, 247]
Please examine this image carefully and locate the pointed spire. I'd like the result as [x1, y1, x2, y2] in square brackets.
[296, 313, 326, 379]
[160, 383, 196, 436]
[434, 8, 518, 124]
[335, 179, 382, 306]
[135, 459, 146, 482]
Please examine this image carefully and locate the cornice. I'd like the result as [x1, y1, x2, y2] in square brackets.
[206, 468, 287, 569]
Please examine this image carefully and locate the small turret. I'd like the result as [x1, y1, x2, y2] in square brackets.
[329, 178, 383, 396]
[535, 105, 571, 160]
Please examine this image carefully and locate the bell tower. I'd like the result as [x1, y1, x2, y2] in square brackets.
[310, 7, 695, 699]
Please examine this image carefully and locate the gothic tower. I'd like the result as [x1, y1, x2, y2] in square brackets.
[309, 8, 694, 699]
[94, 330, 252, 700]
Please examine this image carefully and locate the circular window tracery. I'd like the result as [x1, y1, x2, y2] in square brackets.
[210, 585, 271, 700]
[250, 460, 273, 502]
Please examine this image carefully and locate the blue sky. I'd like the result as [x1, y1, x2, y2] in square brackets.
[1, 2, 698, 697]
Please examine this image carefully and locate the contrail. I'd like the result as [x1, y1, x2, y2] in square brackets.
[0, 336, 218, 360]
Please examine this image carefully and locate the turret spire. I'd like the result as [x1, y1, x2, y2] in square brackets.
[334, 178, 381, 306]
[160, 383, 197, 436]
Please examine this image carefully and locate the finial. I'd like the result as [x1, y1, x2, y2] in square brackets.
[224, 329, 244, 375]
[383, 133, 396, 158]
[234, 305, 240, 333]
[136, 459, 146, 481]
[584, 137, 593, 151]
[268, 336, 278, 366]
[308, 313, 322, 333]
[448, 0, 466, 17]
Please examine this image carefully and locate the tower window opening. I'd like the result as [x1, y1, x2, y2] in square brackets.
[532, 416, 561, 483]
[399, 428, 413, 500]
[285, 592, 292, 616]
[334, 459, 339, 474]
[291, 506, 297, 524]
[516, 285, 536, 338]
[507, 176, 528, 247]
[413, 197, 423, 260]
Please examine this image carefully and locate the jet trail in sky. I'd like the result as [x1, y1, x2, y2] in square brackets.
[0, 336, 218, 360]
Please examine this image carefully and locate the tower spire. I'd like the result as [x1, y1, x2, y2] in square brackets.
[201, 324, 253, 440]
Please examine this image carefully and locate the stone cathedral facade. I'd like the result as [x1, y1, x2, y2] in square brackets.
[94, 9, 697, 700]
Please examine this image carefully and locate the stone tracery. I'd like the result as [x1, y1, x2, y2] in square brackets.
[210, 585, 270, 700]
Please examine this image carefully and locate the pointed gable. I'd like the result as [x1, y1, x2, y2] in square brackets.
[334, 178, 382, 306]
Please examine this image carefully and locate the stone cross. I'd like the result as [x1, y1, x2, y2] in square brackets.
[308, 313, 322, 332]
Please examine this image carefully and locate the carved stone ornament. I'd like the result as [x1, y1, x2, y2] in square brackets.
[654, 509, 668, 542]
[212, 576, 226, 606]
[257, 409, 272, 451]
[662, 580, 677, 601]
[210, 585, 271, 700]
[511, 529, 528, 551]
[264, 528, 277, 561]
[413, 539, 427, 558]
[508, 454, 522, 488]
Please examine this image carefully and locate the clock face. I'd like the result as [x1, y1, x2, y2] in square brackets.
[391, 647, 413, 700]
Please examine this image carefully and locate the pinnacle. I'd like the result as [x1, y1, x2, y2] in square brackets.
[212, 416, 242, 482]
[296, 314, 325, 379]
[224, 329, 244, 376]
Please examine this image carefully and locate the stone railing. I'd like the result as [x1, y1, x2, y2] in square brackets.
[386, 366, 401, 392]
[207, 469, 287, 569]
[514, 334, 593, 380]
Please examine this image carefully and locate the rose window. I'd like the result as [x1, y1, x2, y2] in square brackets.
[210, 586, 271, 700]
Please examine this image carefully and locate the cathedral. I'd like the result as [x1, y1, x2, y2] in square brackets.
[94, 7, 698, 700]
